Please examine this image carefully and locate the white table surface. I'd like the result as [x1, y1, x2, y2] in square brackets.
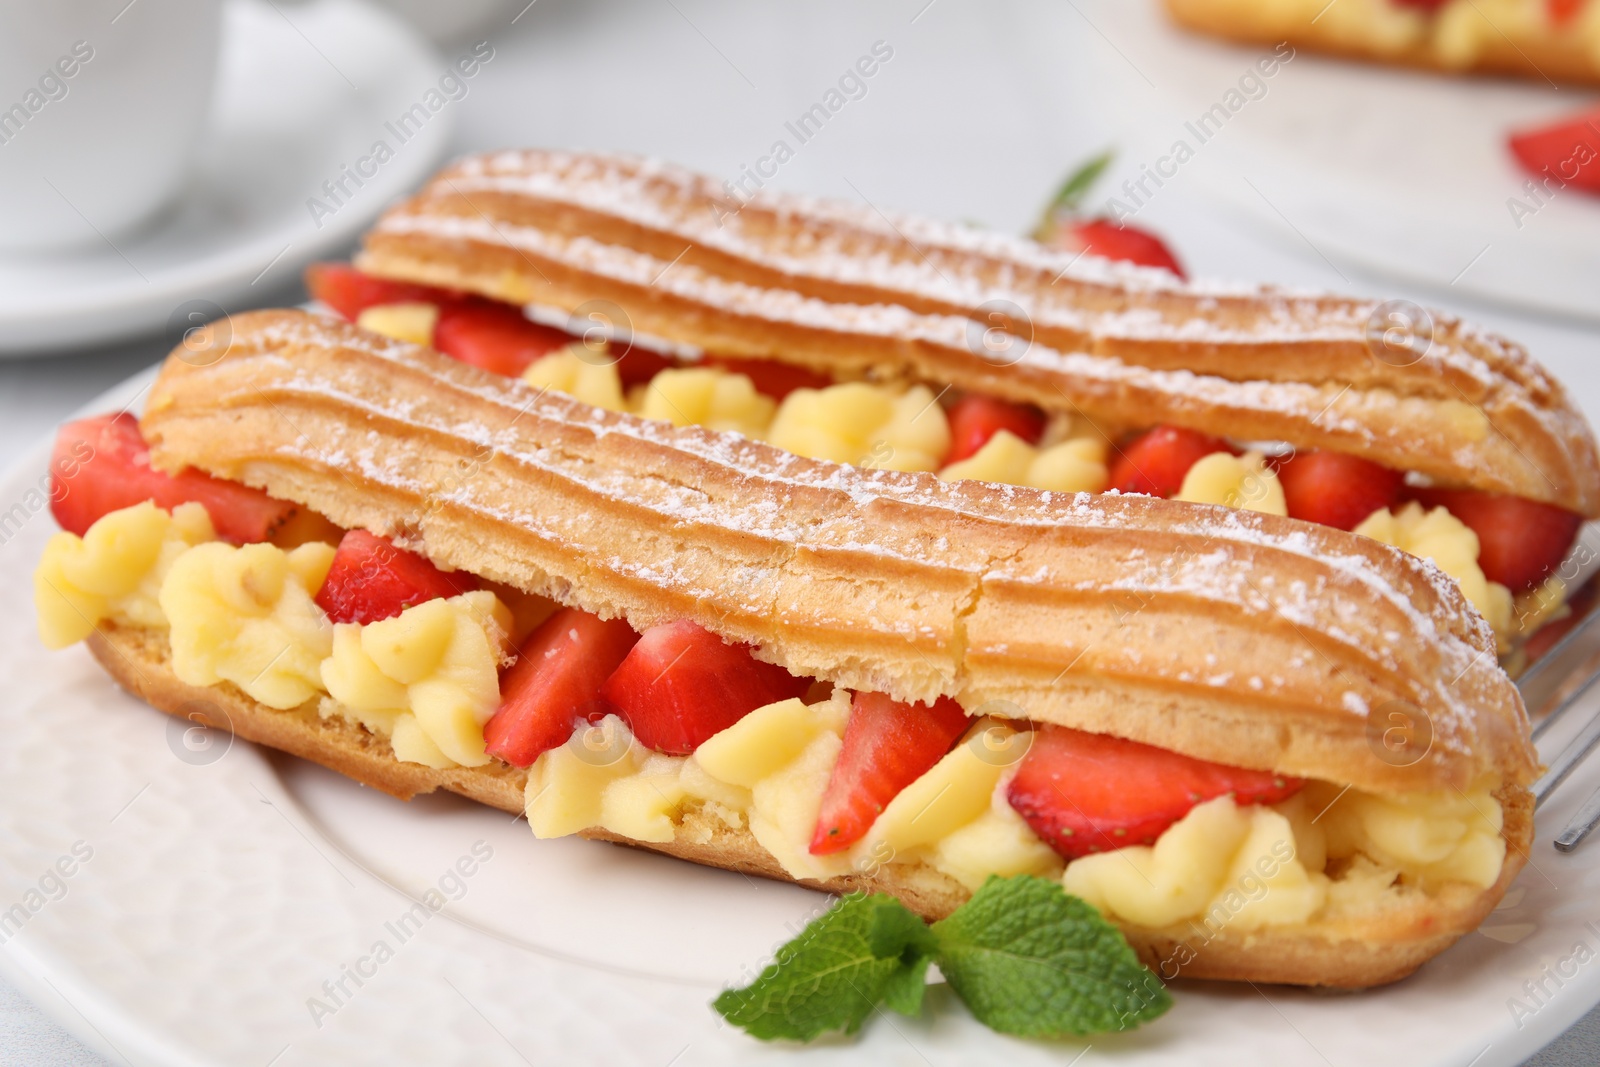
[1, 1, 1597, 1063]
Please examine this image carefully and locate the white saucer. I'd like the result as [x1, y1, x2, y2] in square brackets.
[0, 0, 452, 357]
[1087, 0, 1600, 323]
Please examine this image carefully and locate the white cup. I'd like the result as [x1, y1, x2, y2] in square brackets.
[0, 0, 222, 252]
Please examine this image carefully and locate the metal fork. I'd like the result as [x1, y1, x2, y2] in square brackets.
[1519, 523, 1600, 851]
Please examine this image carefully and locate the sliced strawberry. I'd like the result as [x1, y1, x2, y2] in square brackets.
[1548, 0, 1584, 24]
[610, 343, 680, 389]
[1061, 219, 1186, 279]
[1107, 425, 1234, 498]
[705, 356, 832, 401]
[1007, 724, 1303, 860]
[1276, 450, 1405, 531]
[484, 607, 640, 767]
[49, 413, 296, 543]
[1509, 109, 1600, 196]
[305, 263, 458, 322]
[433, 301, 575, 378]
[313, 529, 477, 625]
[598, 619, 809, 754]
[945, 394, 1047, 464]
[1410, 486, 1583, 593]
[809, 691, 971, 855]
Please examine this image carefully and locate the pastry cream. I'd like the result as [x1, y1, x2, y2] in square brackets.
[940, 430, 1109, 493]
[767, 383, 951, 473]
[40, 500, 1512, 933]
[634, 367, 775, 437]
[523, 693, 1507, 930]
[35, 500, 214, 649]
[1176, 450, 1288, 516]
[321, 591, 513, 767]
[160, 540, 336, 710]
[1357, 502, 1514, 636]
[521, 345, 628, 412]
[356, 302, 439, 347]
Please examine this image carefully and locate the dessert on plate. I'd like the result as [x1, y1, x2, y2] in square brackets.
[33, 152, 1596, 993]
[1165, 0, 1600, 83]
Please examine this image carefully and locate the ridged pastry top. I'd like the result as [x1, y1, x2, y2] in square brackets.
[141, 311, 1536, 796]
[356, 149, 1600, 516]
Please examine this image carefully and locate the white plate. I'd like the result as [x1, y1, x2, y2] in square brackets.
[4, 370, 1600, 1067]
[1083, 0, 1600, 323]
[0, 0, 450, 357]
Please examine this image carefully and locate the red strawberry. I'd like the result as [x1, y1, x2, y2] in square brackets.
[434, 301, 575, 378]
[809, 692, 971, 855]
[705, 356, 832, 401]
[1061, 219, 1186, 279]
[305, 263, 458, 322]
[598, 620, 809, 754]
[1410, 486, 1583, 593]
[484, 607, 640, 767]
[1508, 108, 1600, 196]
[945, 394, 1047, 464]
[313, 529, 477, 625]
[49, 413, 297, 543]
[1007, 725, 1303, 860]
[1107, 425, 1234, 498]
[1276, 450, 1405, 531]
[1549, 0, 1584, 23]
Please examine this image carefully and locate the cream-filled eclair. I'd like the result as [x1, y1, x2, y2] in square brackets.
[36, 310, 1539, 989]
[319, 150, 1600, 667]
[1164, 0, 1600, 84]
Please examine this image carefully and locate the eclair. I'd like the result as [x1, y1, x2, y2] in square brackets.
[1162, 0, 1600, 84]
[338, 150, 1598, 662]
[37, 310, 1540, 989]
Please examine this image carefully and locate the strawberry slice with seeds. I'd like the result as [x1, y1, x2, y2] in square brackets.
[49, 413, 297, 543]
[1276, 449, 1405, 531]
[809, 691, 971, 855]
[1107, 425, 1234, 498]
[599, 619, 809, 754]
[484, 607, 640, 767]
[1007, 724, 1303, 860]
[313, 529, 478, 625]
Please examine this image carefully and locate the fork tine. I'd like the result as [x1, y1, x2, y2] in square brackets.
[1555, 783, 1600, 852]
[1531, 654, 1600, 743]
[1519, 588, 1600, 720]
[1534, 703, 1600, 808]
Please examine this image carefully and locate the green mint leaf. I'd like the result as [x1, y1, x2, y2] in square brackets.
[713, 893, 928, 1041]
[882, 952, 931, 1017]
[1031, 149, 1115, 240]
[931, 875, 1172, 1038]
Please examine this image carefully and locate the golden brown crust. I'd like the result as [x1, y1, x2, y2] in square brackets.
[87, 621, 1532, 989]
[354, 150, 1600, 515]
[140, 309, 1538, 797]
[1164, 0, 1600, 85]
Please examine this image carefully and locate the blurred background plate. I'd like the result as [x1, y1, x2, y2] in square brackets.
[0, 0, 450, 357]
[1082, 0, 1600, 323]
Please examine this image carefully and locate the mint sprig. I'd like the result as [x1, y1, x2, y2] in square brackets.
[712, 893, 937, 1041]
[714, 875, 1171, 1042]
[934, 874, 1170, 1037]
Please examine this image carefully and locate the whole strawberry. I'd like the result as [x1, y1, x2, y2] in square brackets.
[1031, 152, 1187, 278]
